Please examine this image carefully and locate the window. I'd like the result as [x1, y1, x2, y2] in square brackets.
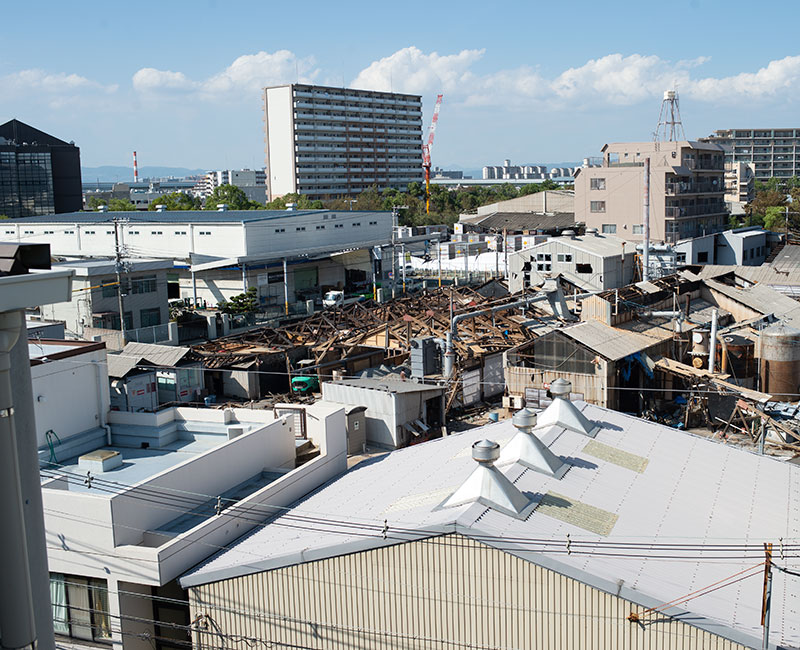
[140, 307, 161, 327]
[101, 280, 118, 298]
[316, 225, 325, 230]
[556, 254, 573, 263]
[84, 230, 95, 235]
[536, 263, 552, 272]
[335, 224, 344, 229]
[590, 178, 606, 190]
[676, 252, 687, 263]
[151, 230, 163, 235]
[50, 573, 111, 642]
[697, 251, 709, 263]
[576, 263, 593, 274]
[274, 228, 285, 233]
[23, 230, 34, 235]
[130, 275, 157, 294]
[633, 224, 644, 234]
[601, 224, 617, 234]
[296, 226, 306, 231]
[590, 201, 606, 213]
[352, 222, 361, 227]
[175, 230, 187, 235]
[743, 249, 749, 260]
[44, 230, 55, 234]
[369, 220, 377, 225]
[129, 230, 139, 235]
[198, 231, 211, 236]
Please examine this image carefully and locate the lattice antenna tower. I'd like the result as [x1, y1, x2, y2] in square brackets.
[654, 90, 686, 142]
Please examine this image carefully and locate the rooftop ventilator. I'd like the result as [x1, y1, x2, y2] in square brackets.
[440, 439, 536, 519]
[535, 378, 600, 437]
[498, 408, 569, 478]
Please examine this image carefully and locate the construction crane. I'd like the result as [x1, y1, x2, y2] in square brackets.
[421, 94, 443, 215]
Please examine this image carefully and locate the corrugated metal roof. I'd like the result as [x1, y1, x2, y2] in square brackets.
[331, 377, 444, 394]
[705, 279, 800, 327]
[560, 320, 659, 360]
[462, 211, 575, 231]
[122, 342, 192, 367]
[106, 353, 144, 378]
[180, 402, 800, 648]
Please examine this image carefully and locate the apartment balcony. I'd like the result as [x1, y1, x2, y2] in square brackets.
[681, 158, 725, 171]
[664, 182, 724, 195]
[665, 203, 727, 218]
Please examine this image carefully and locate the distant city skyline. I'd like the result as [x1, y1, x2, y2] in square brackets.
[3, 0, 800, 170]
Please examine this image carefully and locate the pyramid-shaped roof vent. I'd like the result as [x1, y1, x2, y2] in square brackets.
[535, 378, 599, 437]
[440, 440, 535, 519]
[498, 408, 569, 477]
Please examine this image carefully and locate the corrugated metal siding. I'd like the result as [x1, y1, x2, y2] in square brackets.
[189, 534, 749, 650]
[506, 366, 607, 406]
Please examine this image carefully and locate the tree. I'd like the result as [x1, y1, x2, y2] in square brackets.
[87, 196, 108, 210]
[217, 287, 259, 314]
[108, 198, 136, 211]
[149, 191, 200, 211]
[265, 192, 323, 210]
[204, 184, 263, 210]
[763, 206, 786, 232]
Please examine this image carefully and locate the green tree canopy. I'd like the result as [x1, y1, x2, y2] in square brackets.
[217, 287, 259, 314]
[204, 184, 264, 210]
[264, 192, 324, 210]
[108, 198, 136, 211]
[763, 206, 786, 232]
[149, 192, 201, 211]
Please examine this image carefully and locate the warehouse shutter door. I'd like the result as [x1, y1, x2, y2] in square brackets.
[463, 369, 481, 405]
[482, 353, 504, 399]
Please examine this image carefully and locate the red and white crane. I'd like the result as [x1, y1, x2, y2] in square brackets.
[421, 94, 443, 215]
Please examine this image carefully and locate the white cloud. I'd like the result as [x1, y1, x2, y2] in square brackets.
[132, 50, 318, 99]
[687, 55, 800, 100]
[2, 69, 118, 95]
[351, 46, 484, 94]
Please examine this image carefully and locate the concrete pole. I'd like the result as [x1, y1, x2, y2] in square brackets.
[114, 220, 127, 338]
[643, 157, 651, 282]
[708, 308, 718, 372]
[191, 270, 198, 308]
[371, 248, 377, 301]
[283, 258, 289, 316]
[0, 310, 37, 650]
[464, 244, 469, 283]
[401, 244, 406, 294]
[9, 323, 55, 650]
[437, 245, 442, 288]
[241, 263, 247, 292]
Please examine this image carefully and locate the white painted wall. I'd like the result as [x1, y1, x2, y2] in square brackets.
[30, 347, 110, 446]
[265, 86, 296, 198]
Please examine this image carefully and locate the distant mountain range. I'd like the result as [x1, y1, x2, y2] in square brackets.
[81, 166, 208, 182]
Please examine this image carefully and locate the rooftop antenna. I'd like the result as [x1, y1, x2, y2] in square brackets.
[654, 90, 685, 142]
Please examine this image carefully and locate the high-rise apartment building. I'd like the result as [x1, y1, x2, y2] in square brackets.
[196, 169, 267, 203]
[575, 141, 726, 243]
[0, 119, 82, 218]
[701, 129, 800, 181]
[263, 84, 424, 201]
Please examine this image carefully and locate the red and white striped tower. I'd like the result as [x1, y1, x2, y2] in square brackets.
[133, 151, 139, 182]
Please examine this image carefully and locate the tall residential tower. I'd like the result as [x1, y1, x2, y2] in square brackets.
[263, 84, 424, 201]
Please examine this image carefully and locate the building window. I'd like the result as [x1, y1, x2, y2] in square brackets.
[174, 231, 187, 235]
[274, 228, 285, 233]
[352, 222, 361, 227]
[316, 225, 325, 230]
[369, 220, 377, 225]
[601, 224, 617, 234]
[335, 224, 344, 229]
[50, 573, 112, 642]
[697, 251, 709, 263]
[130, 275, 157, 294]
[198, 231, 211, 236]
[576, 263, 593, 274]
[23, 230, 33, 235]
[140, 307, 161, 327]
[633, 224, 644, 234]
[84, 230, 95, 235]
[296, 226, 306, 231]
[590, 201, 606, 213]
[676, 252, 687, 263]
[556, 254, 572, 263]
[590, 178, 606, 190]
[101, 280, 118, 299]
[129, 230, 139, 235]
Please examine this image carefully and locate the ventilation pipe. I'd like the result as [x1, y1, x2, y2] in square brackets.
[498, 408, 569, 478]
[440, 440, 534, 519]
[535, 378, 599, 437]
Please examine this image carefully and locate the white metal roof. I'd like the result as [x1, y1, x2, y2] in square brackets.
[180, 402, 800, 649]
[560, 319, 660, 360]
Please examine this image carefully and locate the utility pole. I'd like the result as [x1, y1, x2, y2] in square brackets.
[762, 542, 773, 650]
[113, 218, 127, 340]
[401, 243, 406, 294]
[643, 157, 651, 282]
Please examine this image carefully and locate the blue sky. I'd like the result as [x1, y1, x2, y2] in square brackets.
[3, 0, 799, 170]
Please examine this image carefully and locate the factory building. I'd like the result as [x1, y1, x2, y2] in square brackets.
[263, 83, 423, 200]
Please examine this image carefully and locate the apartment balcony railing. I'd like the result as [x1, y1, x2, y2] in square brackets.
[665, 203, 727, 218]
[681, 158, 725, 171]
[664, 182, 723, 195]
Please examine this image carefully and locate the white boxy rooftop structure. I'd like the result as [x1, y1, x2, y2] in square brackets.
[181, 397, 800, 650]
[41, 402, 347, 650]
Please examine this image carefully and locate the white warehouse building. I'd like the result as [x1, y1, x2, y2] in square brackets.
[3, 208, 393, 307]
